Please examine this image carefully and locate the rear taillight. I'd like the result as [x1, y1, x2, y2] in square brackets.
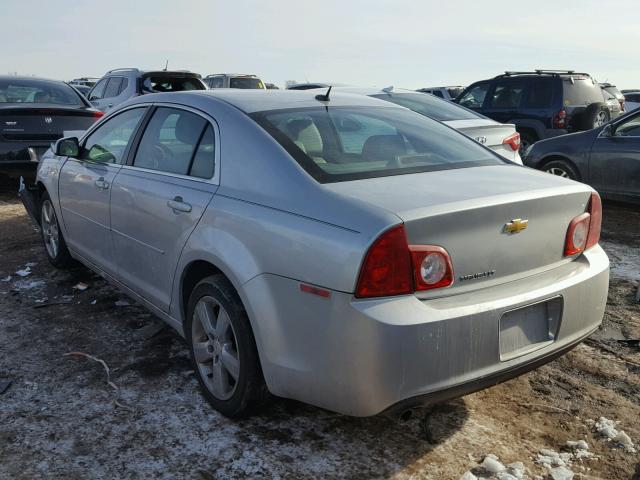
[502, 132, 521, 152]
[553, 109, 567, 129]
[564, 192, 602, 256]
[355, 225, 453, 298]
[92, 111, 104, 119]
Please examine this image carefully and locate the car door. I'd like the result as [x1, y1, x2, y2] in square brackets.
[482, 78, 526, 124]
[589, 112, 640, 199]
[110, 105, 219, 311]
[58, 106, 148, 276]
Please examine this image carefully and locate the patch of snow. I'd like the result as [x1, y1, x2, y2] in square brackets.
[549, 465, 573, 480]
[460, 472, 478, 480]
[589, 417, 636, 453]
[1, 275, 11, 282]
[15, 266, 31, 277]
[13, 279, 45, 291]
[481, 454, 506, 474]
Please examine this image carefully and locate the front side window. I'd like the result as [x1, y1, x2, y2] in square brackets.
[81, 108, 146, 164]
[457, 83, 489, 109]
[88, 79, 108, 101]
[614, 113, 640, 137]
[103, 77, 123, 98]
[252, 106, 503, 183]
[133, 107, 213, 177]
[489, 81, 525, 109]
[373, 92, 481, 122]
[209, 77, 224, 88]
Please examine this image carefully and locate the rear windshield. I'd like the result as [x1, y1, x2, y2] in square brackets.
[562, 77, 604, 105]
[142, 76, 205, 93]
[0, 79, 83, 105]
[372, 92, 481, 121]
[252, 106, 503, 183]
[230, 77, 265, 89]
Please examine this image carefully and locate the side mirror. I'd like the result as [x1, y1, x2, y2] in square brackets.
[54, 137, 80, 157]
[599, 124, 612, 137]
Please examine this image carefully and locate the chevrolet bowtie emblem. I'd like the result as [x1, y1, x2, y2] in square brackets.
[504, 218, 529, 234]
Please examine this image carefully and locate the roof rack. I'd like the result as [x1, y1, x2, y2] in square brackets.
[106, 68, 140, 74]
[498, 70, 591, 78]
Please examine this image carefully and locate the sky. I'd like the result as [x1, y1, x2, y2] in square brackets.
[3, 0, 639, 90]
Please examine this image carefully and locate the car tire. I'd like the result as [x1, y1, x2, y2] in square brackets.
[542, 159, 580, 181]
[186, 274, 270, 418]
[519, 132, 537, 156]
[580, 103, 610, 130]
[40, 192, 75, 269]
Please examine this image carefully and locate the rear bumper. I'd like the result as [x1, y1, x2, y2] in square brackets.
[242, 246, 609, 416]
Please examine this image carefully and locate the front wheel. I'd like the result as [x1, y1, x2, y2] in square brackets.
[543, 160, 580, 181]
[40, 192, 74, 269]
[186, 275, 270, 417]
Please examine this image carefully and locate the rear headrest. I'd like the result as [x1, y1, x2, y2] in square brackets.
[361, 135, 406, 162]
[175, 113, 203, 145]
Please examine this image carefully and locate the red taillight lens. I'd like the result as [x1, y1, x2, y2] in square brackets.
[355, 225, 412, 298]
[410, 246, 454, 291]
[92, 111, 105, 119]
[502, 132, 521, 152]
[564, 192, 602, 256]
[585, 192, 602, 249]
[355, 225, 454, 298]
[553, 109, 567, 129]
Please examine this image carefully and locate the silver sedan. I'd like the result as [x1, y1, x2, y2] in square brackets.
[23, 90, 609, 417]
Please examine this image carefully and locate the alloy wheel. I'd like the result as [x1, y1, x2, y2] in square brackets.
[191, 296, 240, 400]
[546, 167, 570, 178]
[41, 200, 59, 259]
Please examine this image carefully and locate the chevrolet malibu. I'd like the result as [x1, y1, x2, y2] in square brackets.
[23, 90, 609, 418]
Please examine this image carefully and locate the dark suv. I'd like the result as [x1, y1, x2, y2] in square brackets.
[87, 68, 206, 112]
[455, 70, 608, 152]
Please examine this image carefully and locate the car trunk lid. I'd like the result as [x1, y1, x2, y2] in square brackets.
[324, 165, 593, 294]
[444, 119, 516, 150]
[0, 106, 98, 142]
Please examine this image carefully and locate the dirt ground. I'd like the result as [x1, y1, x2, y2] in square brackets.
[0, 178, 638, 480]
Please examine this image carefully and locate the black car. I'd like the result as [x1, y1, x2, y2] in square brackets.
[455, 70, 608, 153]
[524, 109, 640, 203]
[0, 76, 103, 179]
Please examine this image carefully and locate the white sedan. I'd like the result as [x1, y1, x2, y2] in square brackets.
[320, 86, 523, 164]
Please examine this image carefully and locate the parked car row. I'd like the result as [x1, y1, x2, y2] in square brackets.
[20, 88, 610, 418]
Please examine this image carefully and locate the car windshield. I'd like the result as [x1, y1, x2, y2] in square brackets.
[0, 79, 83, 105]
[252, 106, 503, 183]
[142, 76, 205, 93]
[230, 77, 265, 89]
[372, 92, 481, 121]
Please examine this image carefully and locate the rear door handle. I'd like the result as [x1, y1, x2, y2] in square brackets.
[95, 177, 109, 190]
[167, 196, 192, 213]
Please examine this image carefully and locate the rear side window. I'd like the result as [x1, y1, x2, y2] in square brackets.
[230, 77, 265, 89]
[118, 78, 129, 94]
[489, 80, 525, 109]
[447, 87, 464, 98]
[190, 126, 215, 178]
[373, 92, 481, 121]
[431, 90, 444, 98]
[563, 77, 604, 105]
[458, 83, 489, 109]
[208, 77, 224, 88]
[82, 108, 146, 164]
[524, 79, 553, 108]
[133, 107, 213, 177]
[103, 77, 123, 98]
[141, 76, 205, 93]
[252, 106, 502, 183]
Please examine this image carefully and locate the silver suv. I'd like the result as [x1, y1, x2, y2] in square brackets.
[87, 68, 206, 112]
[203, 74, 265, 89]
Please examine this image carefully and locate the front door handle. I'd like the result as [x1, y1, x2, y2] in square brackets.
[167, 196, 192, 213]
[95, 177, 110, 190]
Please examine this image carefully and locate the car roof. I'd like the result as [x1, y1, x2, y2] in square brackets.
[173, 89, 404, 113]
[205, 73, 259, 78]
[314, 86, 417, 96]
